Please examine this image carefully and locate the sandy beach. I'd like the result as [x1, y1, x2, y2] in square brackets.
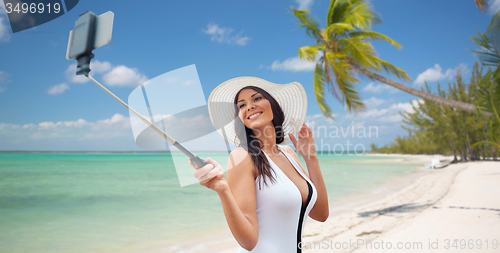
[211, 154, 499, 253]
[301, 156, 500, 253]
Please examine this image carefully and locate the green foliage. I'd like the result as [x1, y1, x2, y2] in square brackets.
[469, 12, 500, 151]
[372, 63, 498, 160]
[290, 0, 409, 119]
[374, 11, 500, 160]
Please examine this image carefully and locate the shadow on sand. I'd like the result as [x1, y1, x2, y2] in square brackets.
[358, 203, 433, 218]
[433, 206, 500, 212]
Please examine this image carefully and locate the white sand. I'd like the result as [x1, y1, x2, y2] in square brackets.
[302, 159, 500, 253]
[194, 155, 500, 253]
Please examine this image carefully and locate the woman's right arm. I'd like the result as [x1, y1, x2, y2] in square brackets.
[192, 147, 258, 251]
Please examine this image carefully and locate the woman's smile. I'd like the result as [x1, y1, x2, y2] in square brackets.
[247, 111, 263, 120]
[237, 88, 274, 129]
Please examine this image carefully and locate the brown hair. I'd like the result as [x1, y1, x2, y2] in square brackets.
[233, 86, 285, 187]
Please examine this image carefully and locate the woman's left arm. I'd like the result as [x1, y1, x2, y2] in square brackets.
[288, 123, 329, 222]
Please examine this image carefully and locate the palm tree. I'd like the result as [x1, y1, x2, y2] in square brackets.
[291, 0, 488, 119]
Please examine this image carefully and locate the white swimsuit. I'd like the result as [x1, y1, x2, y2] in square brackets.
[237, 147, 318, 253]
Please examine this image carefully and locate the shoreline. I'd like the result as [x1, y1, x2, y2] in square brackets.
[184, 154, 448, 253]
[154, 154, 499, 253]
[301, 154, 464, 251]
[302, 159, 499, 253]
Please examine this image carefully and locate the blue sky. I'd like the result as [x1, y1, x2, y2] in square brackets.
[0, 0, 495, 151]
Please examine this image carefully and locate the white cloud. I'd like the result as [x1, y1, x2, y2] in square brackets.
[57, 61, 147, 97]
[90, 60, 112, 73]
[102, 65, 149, 88]
[0, 113, 230, 151]
[270, 56, 316, 72]
[414, 63, 468, 85]
[362, 82, 398, 94]
[47, 83, 69, 95]
[0, 70, 9, 82]
[0, 114, 131, 145]
[91, 114, 128, 131]
[292, 99, 425, 151]
[389, 99, 423, 114]
[363, 97, 386, 108]
[296, 0, 313, 9]
[65, 60, 112, 84]
[38, 118, 88, 130]
[202, 23, 250, 46]
[339, 99, 423, 123]
[489, 0, 500, 13]
[0, 86, 5, 93]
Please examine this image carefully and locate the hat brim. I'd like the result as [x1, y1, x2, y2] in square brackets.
[207, 77, 307, 147]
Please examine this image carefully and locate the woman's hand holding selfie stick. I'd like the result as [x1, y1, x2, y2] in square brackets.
[190, 158, 227, 193]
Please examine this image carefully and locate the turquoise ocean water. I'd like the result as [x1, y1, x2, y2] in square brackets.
[0, 152, 422, 253]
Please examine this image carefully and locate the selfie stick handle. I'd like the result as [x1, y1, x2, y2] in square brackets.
[86, 74, 208, 169]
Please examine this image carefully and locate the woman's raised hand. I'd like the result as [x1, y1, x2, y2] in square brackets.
[190, 157, 228, 193]
[288, 123, 316, 160]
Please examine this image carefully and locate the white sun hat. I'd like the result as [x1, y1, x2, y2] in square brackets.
[207, 76, 308, 147]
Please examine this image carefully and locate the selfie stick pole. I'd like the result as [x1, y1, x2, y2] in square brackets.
[86, 74, 208, 169]
[67, 11, 207, 169]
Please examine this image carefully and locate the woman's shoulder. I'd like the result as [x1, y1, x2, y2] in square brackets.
[279, 145, 298, 159]
[229, 147, 252, 161]
[227, 147, 255, 175]
[279, 145, 308, 175]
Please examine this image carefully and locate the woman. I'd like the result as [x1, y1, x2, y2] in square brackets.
[190, 77, 329, 252]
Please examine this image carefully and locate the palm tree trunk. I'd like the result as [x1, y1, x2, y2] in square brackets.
[446, 134, 458, 163]
[349, 63, 493, 117]
[460, 149, 466, 162]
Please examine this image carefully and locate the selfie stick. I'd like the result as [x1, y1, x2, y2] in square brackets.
[67, 11, 207, 169]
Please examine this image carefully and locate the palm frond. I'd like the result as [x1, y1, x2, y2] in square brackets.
[475, 0, 488, 13]
[326, 23, 355, 35]
[338, 37, 377, 69]
[333, 74, 365, 112]
[313, 64, 335, 119]
[375, 58, 412, 81]
[342, 1, 381, 29]
[469, 31, 500, 66]
[488, 11, 500, 57]
[326, 56, 365, 112]
[325, 52, 357, 84]
[327, 0, 351, 26]
[348, 31, 402, 49]
[322, 55, 342, 102]
[325, 51, 347, 59]
[298, 45, 323, 62]
[290, 7, 324, 43]
[471, 140, 500, 149]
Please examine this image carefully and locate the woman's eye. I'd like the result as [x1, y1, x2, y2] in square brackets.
[254, 96, 262, 102]
[238, 103, 245, 109]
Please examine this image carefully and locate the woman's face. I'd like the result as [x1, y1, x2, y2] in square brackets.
[236, 88, 274, 130]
